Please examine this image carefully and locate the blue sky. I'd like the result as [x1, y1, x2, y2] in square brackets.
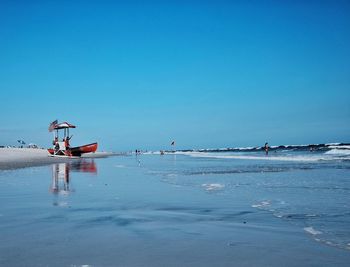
[0, 0, 349, 151]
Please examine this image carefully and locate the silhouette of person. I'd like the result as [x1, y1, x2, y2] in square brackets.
[264, 142, 269, 155]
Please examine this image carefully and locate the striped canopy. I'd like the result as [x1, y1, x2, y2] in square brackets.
[53, 122, 76, 130]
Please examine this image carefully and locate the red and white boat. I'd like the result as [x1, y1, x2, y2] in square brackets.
[47, 120, 98, 157]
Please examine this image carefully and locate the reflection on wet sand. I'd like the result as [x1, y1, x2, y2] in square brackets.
[50, 160, 97, 195]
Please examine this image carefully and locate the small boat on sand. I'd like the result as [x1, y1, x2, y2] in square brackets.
[47, 120, 98, 157]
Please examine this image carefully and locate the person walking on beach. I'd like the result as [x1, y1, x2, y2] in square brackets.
[264, 142, 269, 155]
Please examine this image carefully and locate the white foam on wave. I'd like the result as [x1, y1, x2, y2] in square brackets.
[201, 146, 258, 151]
[177, 151, 327, 162]
[237, 146, 256, 150]
[326, 142, 341, 146]
[325, 148, 350, 155]
[252, 200, 271, 208]
[284, 144, 312, 148]
[202, 183, 225, 191]
[304, 226, 322, 235]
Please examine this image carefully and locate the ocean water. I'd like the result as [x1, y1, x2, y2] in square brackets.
[0, 148, 350, 266]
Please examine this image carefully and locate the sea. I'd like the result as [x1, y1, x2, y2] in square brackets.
[0, 143, 350, 266]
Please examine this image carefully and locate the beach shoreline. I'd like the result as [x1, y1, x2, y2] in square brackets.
[0, 148, 115, 170]
[0, 150, 349, 266]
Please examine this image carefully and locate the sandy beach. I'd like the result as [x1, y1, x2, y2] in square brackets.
[0, 148, 113, 170]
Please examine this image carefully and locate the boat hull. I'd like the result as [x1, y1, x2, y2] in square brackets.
[47, 142, 98, 157]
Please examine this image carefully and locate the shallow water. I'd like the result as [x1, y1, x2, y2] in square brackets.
[0, 153, 350, 266]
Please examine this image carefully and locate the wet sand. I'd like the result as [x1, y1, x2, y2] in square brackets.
[0, 148, 114, 170]
[0, 153, 350, 267]
[0, 154, 349, 266]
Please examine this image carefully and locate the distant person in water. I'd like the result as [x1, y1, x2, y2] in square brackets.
[264, 142, 269, 155]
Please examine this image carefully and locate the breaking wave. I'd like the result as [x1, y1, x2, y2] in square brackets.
[156, 142, 350, 162]
[176, 151, 350, 162]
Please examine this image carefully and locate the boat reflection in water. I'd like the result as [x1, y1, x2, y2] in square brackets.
[50, 160, 97, 197]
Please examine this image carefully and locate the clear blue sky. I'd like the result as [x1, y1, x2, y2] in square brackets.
[1, 0, 349, 151]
